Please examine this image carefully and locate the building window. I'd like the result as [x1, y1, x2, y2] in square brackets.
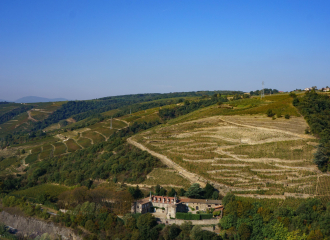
[196, 206, 199, 210]
[208, 205, 211, 208]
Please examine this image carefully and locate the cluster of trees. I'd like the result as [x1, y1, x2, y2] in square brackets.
[153, 183, 220, 200]
[2, 195, 50, 219]
[231, 94, 250, 101]
[293, 91, 330, 171]
[0, 130, 47, 148]
[0, 120, 163, 194]
[159, 95, 228, 120]
[250, 88, 279, 96]
[99, 91, 242, 101]
[220, 193, 330, 239]
[2, 194, 220, 240]
[31, 91, 241, 132]
[0, 105, 33, 125]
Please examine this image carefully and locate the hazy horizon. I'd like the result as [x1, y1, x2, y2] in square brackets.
[1, 1, 329, 101]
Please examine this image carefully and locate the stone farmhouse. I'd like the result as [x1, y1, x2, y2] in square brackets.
[131, 194, 223, 219]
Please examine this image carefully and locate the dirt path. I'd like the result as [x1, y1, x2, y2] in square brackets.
[127, 137, 230, 195]
[118, 182, 185, 189]
[94, 131, 108, 141]
[73, 138, 84, 149]
[218, 117, 314, 140]
[115, 118, 130, 127]
[27, 110, 38, 122]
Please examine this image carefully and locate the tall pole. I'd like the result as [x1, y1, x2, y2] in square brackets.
[261, 81, 265, 99]
[110, 117, 112, 129]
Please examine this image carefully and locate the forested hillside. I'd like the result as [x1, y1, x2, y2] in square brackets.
[1, 91, 330, 240]
[294, 91, 330, 171]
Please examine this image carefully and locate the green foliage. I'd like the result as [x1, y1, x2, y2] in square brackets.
[266, 109, 275, 117]
[222, 192, 236, 207]
[128, 185, 144, 199]
[159, 96, 228, 120]
[185, 183, 205, 199]
[0, 105, 33, 125]
[295, 92, 330, 170]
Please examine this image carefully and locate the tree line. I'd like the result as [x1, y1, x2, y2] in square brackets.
[293, 91, 330, 171]
[220, 192, 330, 239]
[0, 105, 33, 125]
[159, 94, 228, 120]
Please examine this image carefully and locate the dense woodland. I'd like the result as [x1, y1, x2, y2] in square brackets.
[0, 105, 33, 125]
[220, 193, 330, 239]
[294, 91, 330, 171]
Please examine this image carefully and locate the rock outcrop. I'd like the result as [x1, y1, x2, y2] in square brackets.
[0, 210, 81, 240]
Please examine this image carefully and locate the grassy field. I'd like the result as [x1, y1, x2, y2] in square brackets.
[65, 139, 82, 152]
[53, 142, 67, 155]
[141, 168, 191, 189]
[77, 137, 92, 148]
[39, 149, 52, 160]
[132, 94, 322, 198]
[11, 184, 69, 199]
[82, 131, 105, 144]
[31, 146, 42, 154]
[0, 156, 19, 171]
[25, 153, 39, 164]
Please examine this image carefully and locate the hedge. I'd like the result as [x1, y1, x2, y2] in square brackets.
[176, 212, 213, 220]
[200, 214, 213, 219]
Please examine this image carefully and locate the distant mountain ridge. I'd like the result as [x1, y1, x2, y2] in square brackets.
[15, 96, 68, 103]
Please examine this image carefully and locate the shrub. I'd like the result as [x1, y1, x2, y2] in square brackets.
[266, 109, 275, 117]
[200, 214, 213, 219]
[285, 114, 290, 119]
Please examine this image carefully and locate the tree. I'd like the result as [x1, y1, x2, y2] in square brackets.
[159, 187, 167, 196]
[190, 225, 202, 240]
[85, 220, 97, 233]
[137, 213, 157, 230]
[168, 188, 177, 197]
[222, 192, 236, 207]
[128, 185, 144, 199]
[212, 191, 219, 200]
[179, 188, 185, 196]
[195, 230, 222, 240]
[266, 109, 275, 117]
[238, 223, 251, 240]
[169, 224, 181, 239]
[204, 183, 215, 199]
[155, 184, 161, 195]
[185, 183, 204, 199]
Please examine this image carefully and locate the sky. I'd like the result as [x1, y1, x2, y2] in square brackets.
[1, 1, 330, 101]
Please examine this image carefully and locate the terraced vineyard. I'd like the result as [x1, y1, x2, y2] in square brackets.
[131, 95, 330, 199]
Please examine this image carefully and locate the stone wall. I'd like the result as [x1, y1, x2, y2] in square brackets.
[0, 211, 82, 240]
[157, 217, 219, 225]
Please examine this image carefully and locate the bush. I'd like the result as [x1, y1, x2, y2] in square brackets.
[266, 109, 275, 117]
[200, 214, 213, 219]
[285, 114, 290, 119]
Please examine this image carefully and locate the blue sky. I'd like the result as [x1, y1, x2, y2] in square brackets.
[1, 1, 329, 101]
